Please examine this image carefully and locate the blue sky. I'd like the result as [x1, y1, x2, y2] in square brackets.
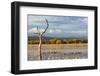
[28, 15, 88, 38]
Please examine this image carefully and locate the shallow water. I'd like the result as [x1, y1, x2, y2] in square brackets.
[28, 44, 88, 61]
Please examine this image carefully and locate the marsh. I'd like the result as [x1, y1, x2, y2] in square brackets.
[28, 44, 88, 61]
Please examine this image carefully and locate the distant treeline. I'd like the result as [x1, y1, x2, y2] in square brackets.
[28, 37, 88, 44]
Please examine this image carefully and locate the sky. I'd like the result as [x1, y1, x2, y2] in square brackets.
[27, 15, 88, 38]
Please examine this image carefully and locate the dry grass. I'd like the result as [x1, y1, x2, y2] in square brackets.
[28, 43, 87, 49]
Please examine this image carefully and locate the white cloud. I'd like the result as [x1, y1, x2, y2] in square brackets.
[70, 30, 87, 34]
[28, 28, 45, 33]
[56, 29, 62, 33]
[48, 29, 62, 34]
[48, 29, 54, 33]
[28, 16, 46, 25]
[79, 17, 88, 24]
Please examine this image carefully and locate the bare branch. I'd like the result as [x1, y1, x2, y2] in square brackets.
[41, 18, 49, 35]
[36, 26, 40, 33]
[34, 26, 41, 35]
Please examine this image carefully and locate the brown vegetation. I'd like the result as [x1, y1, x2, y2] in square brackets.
[28, 38, 88, 44]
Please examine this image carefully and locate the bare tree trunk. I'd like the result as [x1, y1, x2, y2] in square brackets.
[34, 18, 49, 60]
[39, 35, 42, 60]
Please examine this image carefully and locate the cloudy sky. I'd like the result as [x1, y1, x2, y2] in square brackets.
[28, 15, 88, 38]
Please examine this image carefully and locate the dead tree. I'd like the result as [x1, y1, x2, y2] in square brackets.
[34, 18, 49, 60]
